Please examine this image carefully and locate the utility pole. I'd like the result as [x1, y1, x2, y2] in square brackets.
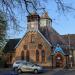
[68, 34, 72, 68]
[68, 34, 71, 51]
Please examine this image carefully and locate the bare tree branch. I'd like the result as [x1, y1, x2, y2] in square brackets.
[0, 0, 75, 38]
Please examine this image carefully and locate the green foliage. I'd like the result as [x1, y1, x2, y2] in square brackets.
[0, 56, 5, 68]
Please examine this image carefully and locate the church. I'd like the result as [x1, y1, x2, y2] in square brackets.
[3, 12, 75, 68]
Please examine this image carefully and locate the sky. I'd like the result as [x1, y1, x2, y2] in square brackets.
[46, 0, 75, 35]
[7, 0, 75, 38]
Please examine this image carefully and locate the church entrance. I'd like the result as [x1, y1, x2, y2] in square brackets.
[55, 53, 64, 68]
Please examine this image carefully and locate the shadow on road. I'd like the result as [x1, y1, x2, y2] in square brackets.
[52, 70, 65, 75]
[0, 70, 18, 75]
[0, 69, 49, 75]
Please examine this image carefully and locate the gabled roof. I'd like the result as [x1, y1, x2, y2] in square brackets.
[51, 44, 70, 55]
[38, 30, 52, 46]
[3, 39, 20, 53]
[15, 31, 29, 48]
[39, 27, 67, 47]
[15, 30, 52, 48]
[40, 12, 52, 21]
[54, 45, 65, 55]
[3, 30, 52, 53]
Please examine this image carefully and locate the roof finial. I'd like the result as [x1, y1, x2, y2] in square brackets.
[41, 11, 50, 19]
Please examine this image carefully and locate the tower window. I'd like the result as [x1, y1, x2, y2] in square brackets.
[38, 44, 43, 49]
[31, 24, 34, 28]
[31, 34, 35, 43]
[23, 45, 28, 50]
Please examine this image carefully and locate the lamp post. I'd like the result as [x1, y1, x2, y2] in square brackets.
[65, 54, 68, 69]
[68, 34, 73, 68]
[51, 55, 53, 69]
[51, 46, 54, 69]
[69, 55, 72, 68]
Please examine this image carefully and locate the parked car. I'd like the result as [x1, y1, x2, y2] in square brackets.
[12, 60, 27, 71]
[17, 62, 43, 73]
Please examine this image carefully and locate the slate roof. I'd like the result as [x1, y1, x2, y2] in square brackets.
[39, 25, 70, 55]
[3, 39, 20, 53]
[39, 12, 67, 47]
[39, 27, 67, 47]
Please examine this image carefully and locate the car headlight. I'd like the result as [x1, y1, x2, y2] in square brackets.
[38, 67, 42, 70]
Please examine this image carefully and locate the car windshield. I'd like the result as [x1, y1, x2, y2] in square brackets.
[34, 64, 40, 66]
[15, 60, 26, 64]
[16, 61, 21, 64]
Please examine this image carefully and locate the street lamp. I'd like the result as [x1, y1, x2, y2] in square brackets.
[68, 34, 73, 68]
[51, 46, 54, 69]
[69, 55, 72, 68]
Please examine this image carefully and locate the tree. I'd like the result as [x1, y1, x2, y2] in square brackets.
[1, 0, 74, 15]
[0, 11, 7, 50]
[0, 0, 74, 27]
[0, 0, 74, 33]
[0, 0, 75, 40]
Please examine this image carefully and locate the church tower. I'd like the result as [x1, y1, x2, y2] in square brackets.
[39, 12, 52, 39]
[40, 12, 52, 28]
[27, 12, 40, 31]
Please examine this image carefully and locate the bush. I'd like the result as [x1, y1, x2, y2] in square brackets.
[0, 57, 6, 68]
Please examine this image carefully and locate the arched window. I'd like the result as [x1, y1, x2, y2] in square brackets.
[31, 34, 35, 43]
[36, 50, 39, 62]
[26, 50, 30, 62]
[21, 51, 24, 60]
[23, 45, 28, 50]
[9, 54, 12, 63]
[41, 50, 45, 63]
[38, 44, 42, 49]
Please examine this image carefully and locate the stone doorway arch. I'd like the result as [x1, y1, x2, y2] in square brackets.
[55, 53, 64, 68]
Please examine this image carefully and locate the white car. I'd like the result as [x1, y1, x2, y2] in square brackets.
[13, 60, 27, 71]
[17, 62, 43, 73]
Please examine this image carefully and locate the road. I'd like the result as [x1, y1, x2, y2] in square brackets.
[0, 68, 75, 75]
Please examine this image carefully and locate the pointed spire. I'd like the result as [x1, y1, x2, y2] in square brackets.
[41, 12, 50, 19]
[30, 12, 37, 15]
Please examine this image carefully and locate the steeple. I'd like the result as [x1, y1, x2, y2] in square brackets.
[41, 12, 50, 19]
[40, 12, 52, 27]
[27, 12, 40, 31]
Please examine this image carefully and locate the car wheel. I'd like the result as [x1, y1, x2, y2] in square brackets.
[17, 69, 22, 73]
[13, 67, 18, 71]
[34, 69, 38, 74]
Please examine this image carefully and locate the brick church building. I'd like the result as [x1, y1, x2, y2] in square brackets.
[3, 12, 75, 68]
